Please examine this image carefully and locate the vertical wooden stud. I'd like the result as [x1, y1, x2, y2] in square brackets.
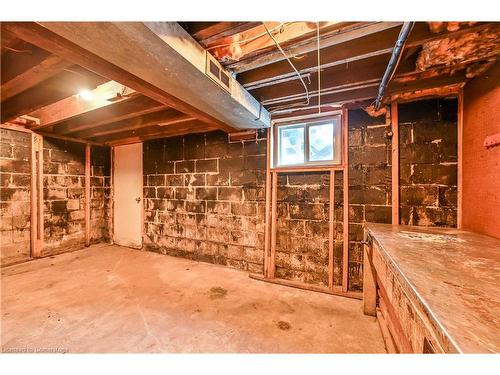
[342, 107, 349, 293]
[264, 128, 272, 277]
[85, 143, 91, 247]
[457, 90, 463, 229]
[30, 133, 43, 258]
[269, 171, 278, 279]
[391, 102, 399, 225]
[37, 135, 44, 254]
[328, 169, 335, 289]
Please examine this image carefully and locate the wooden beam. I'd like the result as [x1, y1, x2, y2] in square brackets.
[388, 83, 464, 103]
[1, 54, 72, 101]
[1, 66, 107, 123]
[237, 22, 491, 87]
[191, 22, 261, 46]
[252, 53, 415, 104]
[342, 107, 349, 293]
[210, 21, 343, 63]
[35, 131, 105, 146]
[457, 89, 464, 229]
[269, 171, 278, 278]
[71, 108, 191, 139]
[31, 81, 137, 130]
[391, 102, 399, 225]
[51, 95, 165, 135]
[85, 144, 91, 247]
[229, 22, 403, 73]
[107, 125, 218, 146]
[93, 120, 216, 144]
[267, 71, 469, 115]
[328, 170, 335, 289]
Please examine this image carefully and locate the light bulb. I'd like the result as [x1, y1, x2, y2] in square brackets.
[78, 89, 94, 101]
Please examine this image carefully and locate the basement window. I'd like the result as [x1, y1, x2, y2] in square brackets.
[274, 116, 342, 167]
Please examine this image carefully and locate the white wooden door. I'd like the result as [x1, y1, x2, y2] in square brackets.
[113, 143, 143, 248]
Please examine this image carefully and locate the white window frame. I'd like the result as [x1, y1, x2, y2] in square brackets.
[272, 115, 342, 168]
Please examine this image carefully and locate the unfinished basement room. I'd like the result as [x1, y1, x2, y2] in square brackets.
[1, 11, 500, 362]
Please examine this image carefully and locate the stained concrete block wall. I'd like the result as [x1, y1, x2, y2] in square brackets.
[0, 129, 31, 264]
[143, 130, 267, 273]
[399, 98, 458, 227]
[348, 109, 392, 291]
[43, 137, 87, 255]
[275, 171, 344, 287]
[90, 146, 112, 244]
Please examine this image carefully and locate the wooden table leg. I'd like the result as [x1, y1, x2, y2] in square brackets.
[363, 240, 377, 316]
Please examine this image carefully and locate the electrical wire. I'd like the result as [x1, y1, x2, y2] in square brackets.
[262, 22, 310, 113]
[206, 22, 288, 50]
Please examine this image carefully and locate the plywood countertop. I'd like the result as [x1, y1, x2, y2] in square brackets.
[365, 223, 500, 353]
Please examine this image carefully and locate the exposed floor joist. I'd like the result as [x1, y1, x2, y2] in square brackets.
[30, 81, 138, 130]
[226, 22, 403, 73]
[50, 95, 165, 135]
[1, 65, 107, 123]
[187, 22, 261, 47]
[72, 108, 193, 139]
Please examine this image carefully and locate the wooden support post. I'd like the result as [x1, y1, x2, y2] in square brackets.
[85, 144, 91, 247]
[30, 133, 44, 257]
[30, 134, 37, 258]
[264, 128, 272, 277]
[269, 171, 278, 278]
[342, 107, 349, 293]
[328, 170, 335, 289]
[457, 90, 463, 229]
[391, 102, 399, 225]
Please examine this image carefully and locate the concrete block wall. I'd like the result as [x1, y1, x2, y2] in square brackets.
[348, 109, 392, 291]
[43, 137, 87, 255]
[399, 98, 458, 227]
[0, 129, 31, 264]
[143, 130, 267, 273]
[90, 145, 112, 244]
[275, 171, 344, 287]
[43, 138, 112, 256]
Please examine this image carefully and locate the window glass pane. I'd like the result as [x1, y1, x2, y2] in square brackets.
[309, 122, 334, 162]
[279, 126, 304, 165]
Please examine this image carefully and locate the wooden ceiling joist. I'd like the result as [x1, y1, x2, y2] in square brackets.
[1, 65, 107, 123]
[50, 94, 165, 135]
[208, 21, 346, 64]
[71, 108, 193, 139]
[30, 81, 137, 130]
[227, 22, 403, 73]
[189, 22, 261, 46]
[267, 69, 469, 115]
[238, 22, 492, 90]
[251, 52, 416, 104]
[1, 54, 72, 101]
[91, 119, 216, 144]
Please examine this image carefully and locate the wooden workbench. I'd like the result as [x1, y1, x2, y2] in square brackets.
[363, 223, 500, 353]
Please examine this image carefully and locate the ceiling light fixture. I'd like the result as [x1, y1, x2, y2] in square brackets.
[78, 89, 94, 101]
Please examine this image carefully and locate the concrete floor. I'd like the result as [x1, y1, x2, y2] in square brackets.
[1, 244, 386, 353]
